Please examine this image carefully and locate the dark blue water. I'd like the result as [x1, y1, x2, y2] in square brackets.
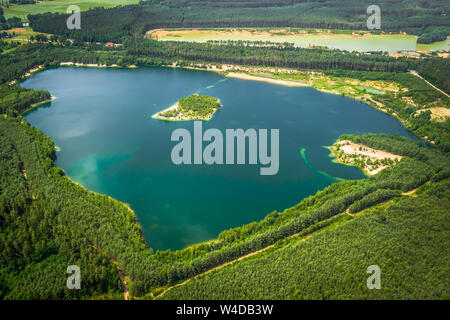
[23, 66, 417, 250]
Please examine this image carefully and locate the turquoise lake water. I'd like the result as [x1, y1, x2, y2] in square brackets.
[23, 67, 417, 250]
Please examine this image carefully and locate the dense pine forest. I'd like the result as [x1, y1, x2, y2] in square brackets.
[0, 0, 449, 300]
[1, 40, 449, 91]
[157, 94, 221, 119]
[26, 1, 450, 42]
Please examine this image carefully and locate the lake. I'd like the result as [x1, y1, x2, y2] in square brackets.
[153, 30, 449, 53]
[23, 66, 417, 250]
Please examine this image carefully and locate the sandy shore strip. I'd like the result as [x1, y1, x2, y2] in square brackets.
[226, 72, 309, 87]
[29, 96, 56, 108]
[332, 140, 402, 175]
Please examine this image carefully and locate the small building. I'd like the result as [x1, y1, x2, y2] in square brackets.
[22, 22, 29, 27]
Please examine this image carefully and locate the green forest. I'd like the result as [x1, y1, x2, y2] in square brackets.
[0, 0, 449, 300]
[161, 179, 450, 299]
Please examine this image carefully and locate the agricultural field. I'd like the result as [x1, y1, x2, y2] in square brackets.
[2, 0, 139, 20]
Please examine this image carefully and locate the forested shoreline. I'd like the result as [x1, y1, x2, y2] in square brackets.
[154, 94, 222, 120]
[1, 40, 448, 152]
[1, 109, 448, 298]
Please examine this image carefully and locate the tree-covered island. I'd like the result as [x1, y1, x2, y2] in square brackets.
[152, 94, 221, 121]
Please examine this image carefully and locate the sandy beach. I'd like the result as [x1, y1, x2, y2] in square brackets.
[334, 140, 402, 175]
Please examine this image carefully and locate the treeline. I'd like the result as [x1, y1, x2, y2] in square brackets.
[206, 40, 296, 50]
[5, 0, 36, 4]
[126, 38, 410, 73]
[27, 1, 450, 42]
[148, 134, 447, 295]
[0, 43, 128, 84]
[0, 39, 19, 53]
[0, 85, 51, 116]
[348, 189, 402, 213]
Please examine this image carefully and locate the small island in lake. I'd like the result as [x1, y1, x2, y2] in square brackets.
[152, 94, 222, 121]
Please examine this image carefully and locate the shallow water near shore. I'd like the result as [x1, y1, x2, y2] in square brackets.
[23, 66, 417, 250]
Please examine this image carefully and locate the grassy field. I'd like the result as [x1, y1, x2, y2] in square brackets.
[2, 0, 139, 20]
[2, 27, 50, 39]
